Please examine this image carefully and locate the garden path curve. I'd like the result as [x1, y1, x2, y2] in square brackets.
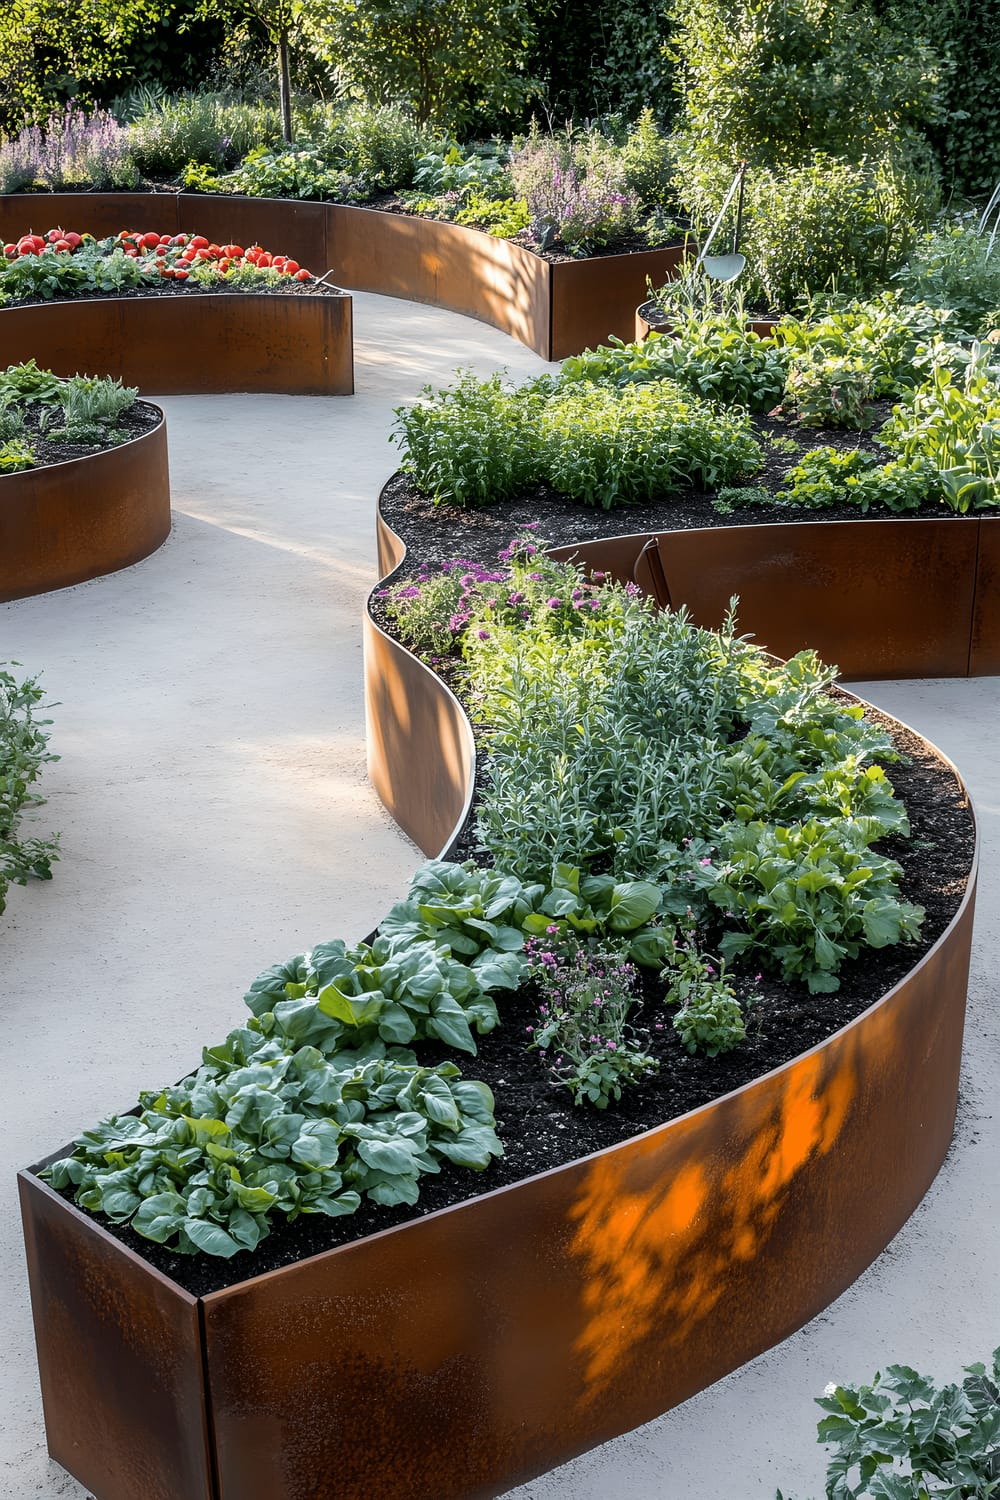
[1, 292, 998, 1500]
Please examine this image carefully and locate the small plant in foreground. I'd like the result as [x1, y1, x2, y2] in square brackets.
[0, 666, 60, 915]
[664, 927, 745, 1056]
[525, 928, 657, 1108]
[778, 1347, 1000, 1499]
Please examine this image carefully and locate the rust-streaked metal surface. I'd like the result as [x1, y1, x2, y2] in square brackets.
[0, 417, 170, 601]
[644, 518, 980, 679]
[18, 1171, 214, 1500]
[376, 504, 407, 580]
[971, 517, 1000, 675]
[363, 608, 474, 857]
[199, 841, 976, 1500]
[547, 532, 653, 589]
[0, 192, 179, 243]
[328, 204, 552, 356]
[550, 243, 689, 360]
[0, 292, 353, 394]
[177, 194, 331, 276]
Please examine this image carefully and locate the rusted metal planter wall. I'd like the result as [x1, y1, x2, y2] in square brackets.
[0, 417, 170, 601]
[552, 519, 998, 680]
[0, 293, 353, 395]
[18, 781, 978, 1500]
[0, 192, 689, 359]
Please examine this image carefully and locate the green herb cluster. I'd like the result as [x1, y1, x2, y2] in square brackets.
[0, 666, 59, 917]
[0, 361, 140, 468]
[393, 367, 761, 508]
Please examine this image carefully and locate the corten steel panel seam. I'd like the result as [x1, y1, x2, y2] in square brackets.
[0, 415, 170, 602]
[648, 518, 981, 680]
[18, 1171, 216, 1500]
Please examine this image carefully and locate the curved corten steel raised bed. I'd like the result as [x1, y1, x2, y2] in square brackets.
[0, 415, 170, 602]
[17, 491, 976, 1500]
[0, 290, 353, 396]
[0, 192, 689, 360]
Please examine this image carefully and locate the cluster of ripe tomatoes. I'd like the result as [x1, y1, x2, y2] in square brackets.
[2, 227, 314, 283]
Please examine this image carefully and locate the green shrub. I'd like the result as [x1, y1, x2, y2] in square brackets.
[894, 225, 1000, 338]
[226, 142, 358, 201]
[539, 381, 761, 506]
[779, 1348, 1000, 1499]
[0, 666, 59, 916]
[328, 102, 438, 189]
[725, 154, 938, 310]
[620, 108, 677, 210]
[880, 357, 1000, 511]
[668, 0, 946, 175]
[128, 92, 281, 178]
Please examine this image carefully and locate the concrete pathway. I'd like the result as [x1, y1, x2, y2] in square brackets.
[1, 292, 997, 1500]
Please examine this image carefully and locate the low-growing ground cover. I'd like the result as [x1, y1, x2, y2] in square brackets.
[0, 359, 159, 470]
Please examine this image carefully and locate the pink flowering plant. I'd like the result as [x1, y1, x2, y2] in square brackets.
[377, 530, 618, 663]
[524, 927, 657, 1109]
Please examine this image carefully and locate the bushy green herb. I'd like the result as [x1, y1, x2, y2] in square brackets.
[0, 440, 36, 472]
[777, 353, 874, 429]
[895, 226, 1000, 338]
[226, 142, 359, 201]
[665, 931, 745, 1055]
[453, 192, 530, 237]
[128, 92, 281, 178]
[562, 321, 788, 412]
[0, 667, 59, 916]
[392, 372, 548, 506]
[778, 1349, 1000, 1499]
[880, 355, 1000, 511]
[713, 485, 773, 514]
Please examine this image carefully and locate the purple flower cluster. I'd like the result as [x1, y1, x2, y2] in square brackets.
[0, 103, 137, 193]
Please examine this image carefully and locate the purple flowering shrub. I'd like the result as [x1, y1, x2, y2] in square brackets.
[376, 529, 614, 660]
[508, 128, 640, 256]
[524, 928, 657, 1108]
[0, 104, 138, 192]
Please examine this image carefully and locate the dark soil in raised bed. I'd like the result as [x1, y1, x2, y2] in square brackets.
[12, 398, 161, 469]
[50, 450, 977, 1299]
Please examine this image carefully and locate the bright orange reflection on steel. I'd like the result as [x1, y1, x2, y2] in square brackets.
[568, 1048, 857, 1397]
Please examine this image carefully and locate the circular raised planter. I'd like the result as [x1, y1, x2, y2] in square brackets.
[0, 414, 170, 602]
[0, 291, 353, 396]
[0, 192, 690, 361]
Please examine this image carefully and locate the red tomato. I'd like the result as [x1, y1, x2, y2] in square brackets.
[219, 258, 231, 273]
[158, 234, 172, 245]
[46, 228, 63, 243]
[207, 243, 221, 257]
[229, 244, 245, 258]
[283, 259, 300, 275]
[63, 231, 82, 249]
[17, 242, 41, 256]
[257, 252, 272, 267]
[159, 264, 174, 277]
[194, 248, 213, 261]
[140, 232, 161, 249]
[3, 243, 15, 258]
[271, 256, 286, 270]
[154, 245, 167, 256]
[169, 234, 188, 246]
[174, 268, 189, 280]
[189, 235, 210, 250]
[181, 248, 197, 262]
[53, 239, 71, 252]
[294, 268, 311, 281]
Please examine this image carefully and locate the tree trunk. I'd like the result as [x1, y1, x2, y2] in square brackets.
[278, 27, 293, 144]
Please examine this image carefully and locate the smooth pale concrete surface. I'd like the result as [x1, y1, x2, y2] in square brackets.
[0, 293, 996, 1500]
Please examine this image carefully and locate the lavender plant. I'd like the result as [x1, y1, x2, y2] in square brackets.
[0, 103, 138, 191]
